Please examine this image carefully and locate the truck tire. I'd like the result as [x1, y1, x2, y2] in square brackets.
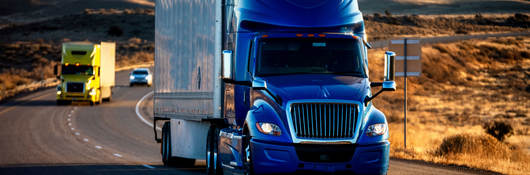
[161, 122, 195, 167]
[206, 126, 222, 175]
[243, 128, 254, 175]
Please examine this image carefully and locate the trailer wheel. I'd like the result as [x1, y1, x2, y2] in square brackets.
[102, 88, 112, 102]
[161, 122, 195, 167]
[206, 126, 222, 175]
[161, 122, 170, 165]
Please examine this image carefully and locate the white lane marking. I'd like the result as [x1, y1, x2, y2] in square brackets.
[113, 153, 122, 158]
[71, 127, 75, 130]
[75, 132, 80, 136]
[142, 164, 155, 169]
[95, 145, 102, 149]
[68, 114, 71, 117]
[67, 118, 71, 121]
[83, 138, 89, 142]
[135, 91, 161, 131]
[68, 123, 72, 126]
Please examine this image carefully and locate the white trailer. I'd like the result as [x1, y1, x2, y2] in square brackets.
[153, 0, 223, 166]
[100, 42, 115, 101]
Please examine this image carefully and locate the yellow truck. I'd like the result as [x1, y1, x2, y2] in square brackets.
[55, 42, 115, 105]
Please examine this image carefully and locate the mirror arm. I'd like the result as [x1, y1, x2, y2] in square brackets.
[364, 89, 384, 104]
[370, 82, 383, 87]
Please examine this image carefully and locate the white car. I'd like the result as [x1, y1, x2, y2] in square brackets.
[129, 68, 152, 86]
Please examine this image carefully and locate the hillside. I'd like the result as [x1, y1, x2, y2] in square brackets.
[368, 37, 530, 174]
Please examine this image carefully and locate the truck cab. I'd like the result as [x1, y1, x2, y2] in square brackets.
[56, 42, 115, 105]
[216, 33, 395, 174]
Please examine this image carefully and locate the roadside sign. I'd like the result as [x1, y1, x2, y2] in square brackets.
[389, 39, 421, 76]
[388, 38, 422, 149]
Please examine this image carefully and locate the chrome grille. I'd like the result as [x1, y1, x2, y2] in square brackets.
[66, 82, 84, 93]
[290, 103, 357, 139]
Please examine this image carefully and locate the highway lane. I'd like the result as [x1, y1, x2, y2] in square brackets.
[0, 69, 203, 175]
[0, 68, 496, 175]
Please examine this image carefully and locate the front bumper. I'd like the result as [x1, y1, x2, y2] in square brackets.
[57, 92, 94, 102]
[251, 139, 389, 175]
[130, 79, 148, 84]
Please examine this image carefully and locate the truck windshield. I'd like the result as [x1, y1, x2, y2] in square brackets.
[133, 70, 149, 75]
[256, 38, 365, 77]
[62, 65, 93, 75]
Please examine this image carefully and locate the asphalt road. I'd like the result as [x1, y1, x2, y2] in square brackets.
[0, 69, 496, 175]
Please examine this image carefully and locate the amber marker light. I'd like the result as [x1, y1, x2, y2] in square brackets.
[261, 35, 269, 38]
[307, 34, 315, 37]
[318, 34, 326, 37]
[296, 34, 303, 37]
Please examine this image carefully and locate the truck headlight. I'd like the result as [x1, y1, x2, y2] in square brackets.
[56, 86, 62, 95]
[89, 88, 97, 96]
[256, 122, 281, 136]
[366, 123, 387, 136]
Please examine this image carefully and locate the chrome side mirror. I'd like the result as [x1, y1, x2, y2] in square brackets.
[54, 63, 61, 79]
[222, 50, 233, 79]
[384, 51, 395, 81]
[365, 51, 397, 104]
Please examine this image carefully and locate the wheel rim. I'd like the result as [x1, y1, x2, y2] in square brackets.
[245, 145, 250, 163]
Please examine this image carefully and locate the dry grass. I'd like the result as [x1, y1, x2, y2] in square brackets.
[365, 13, 530, 40]
[368, 37, 530, 174]
[358, 0, 530, 15]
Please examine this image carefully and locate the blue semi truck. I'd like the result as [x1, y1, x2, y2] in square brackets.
[153, 0, 396, 174]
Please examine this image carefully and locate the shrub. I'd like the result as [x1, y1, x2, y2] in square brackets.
[435, 134, 509, 159]
[483, 121, 514, 142]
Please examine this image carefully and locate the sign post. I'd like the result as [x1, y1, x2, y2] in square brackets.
[389, 38, 421, 149]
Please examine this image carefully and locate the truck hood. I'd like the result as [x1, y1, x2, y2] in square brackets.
[261, 74, 369, 103]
